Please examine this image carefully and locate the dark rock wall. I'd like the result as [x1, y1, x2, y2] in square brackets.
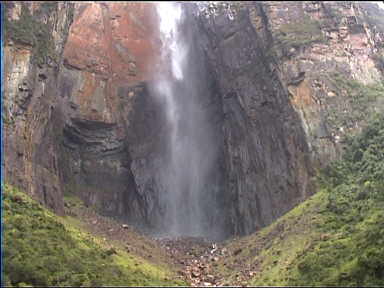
[197, 4, 314, 235]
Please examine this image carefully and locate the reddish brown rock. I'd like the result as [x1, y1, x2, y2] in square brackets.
[61, 3, 161, 125]
[63, 2, 159, 84]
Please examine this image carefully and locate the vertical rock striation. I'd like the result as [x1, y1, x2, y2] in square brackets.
[3, 2, 75, 214]
[197, 3, 314, 235]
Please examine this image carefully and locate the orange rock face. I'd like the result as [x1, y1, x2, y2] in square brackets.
[62, 2, 161, 123]
[63, 2, 159, 85]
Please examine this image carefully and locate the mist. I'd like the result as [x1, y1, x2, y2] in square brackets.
[149, 2, 222, 239]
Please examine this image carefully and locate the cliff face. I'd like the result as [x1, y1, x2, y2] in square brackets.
[3, 1, 383, 238]
[57, 2, 160, 223]
[4, 2, 75, 214]
[197, 4, 314, 235]
[256, 1, 384, 166]
[3, 2, 159, 222]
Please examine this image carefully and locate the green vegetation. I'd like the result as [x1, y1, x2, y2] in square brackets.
[3, 184, 184, 287]
[273, 16, 326, 52]
[325, 73, 384, 132]
[4, 3, 58, 65]
[215, 114, 384, 286]
[291, 113, 384, 286]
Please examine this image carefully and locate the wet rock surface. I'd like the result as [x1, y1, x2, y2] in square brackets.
[197, 3, 314, 236]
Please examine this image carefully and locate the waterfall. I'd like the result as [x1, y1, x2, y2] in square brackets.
[151, 2, 219, 238]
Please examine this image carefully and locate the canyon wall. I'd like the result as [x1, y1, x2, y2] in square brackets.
[253, 1, 384, 166]
[4, 2, 75, 214]
[3, 2, 159, 222]
[196, 3, 314, 235]
[3, 1, 384, 238]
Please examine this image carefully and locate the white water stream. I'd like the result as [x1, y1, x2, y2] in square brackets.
[152, 2, 215, 237]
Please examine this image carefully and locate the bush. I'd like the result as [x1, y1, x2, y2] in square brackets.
[295, 114, 384, 285]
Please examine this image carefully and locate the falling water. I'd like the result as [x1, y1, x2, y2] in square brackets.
[151, 2, 219, 238]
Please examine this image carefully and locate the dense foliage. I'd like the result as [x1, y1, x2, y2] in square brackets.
[294, 113, 384, 286]
[216, 113, 384, 286]
[3, 185, 182, 287]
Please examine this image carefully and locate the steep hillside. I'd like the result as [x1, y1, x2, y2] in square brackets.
[2, 184, 185, 287]
[211, 113, 384, 286]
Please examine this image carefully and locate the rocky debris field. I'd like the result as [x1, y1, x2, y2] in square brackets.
[64, 197, 176, 270]
[64, 195, 261, 286]
[157, 237, 227, 286]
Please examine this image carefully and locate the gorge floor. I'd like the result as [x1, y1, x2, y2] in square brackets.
[63, 195, 256, 286]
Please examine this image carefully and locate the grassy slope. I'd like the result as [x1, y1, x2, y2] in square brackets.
[3, 185, 185, 287]
[62, 193, 179, 271]
[214, 114, 384, 286]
